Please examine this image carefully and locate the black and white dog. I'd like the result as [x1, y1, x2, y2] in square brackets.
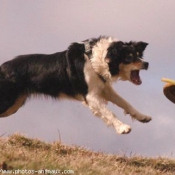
[0, 36, 151, 134]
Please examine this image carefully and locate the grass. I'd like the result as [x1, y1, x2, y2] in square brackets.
[0, 134, 175, 175]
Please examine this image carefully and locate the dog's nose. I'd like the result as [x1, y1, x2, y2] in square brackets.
[143, 62, 149, 70]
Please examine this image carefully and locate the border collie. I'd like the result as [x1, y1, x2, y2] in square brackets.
[0, 36, 151, 134]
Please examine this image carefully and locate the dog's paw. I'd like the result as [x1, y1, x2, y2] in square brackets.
[130, 112, 152, 123]
[116, 124, 132, 134]
[139, 116, 152, 123]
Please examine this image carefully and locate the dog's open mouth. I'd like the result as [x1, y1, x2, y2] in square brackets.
[130, 70, 142, 85]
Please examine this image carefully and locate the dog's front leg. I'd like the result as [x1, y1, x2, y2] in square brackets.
[102, 85, 152, 123]
[85, 93, 131, 134]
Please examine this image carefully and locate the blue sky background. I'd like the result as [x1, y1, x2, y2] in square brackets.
[1, 0, 175, 158]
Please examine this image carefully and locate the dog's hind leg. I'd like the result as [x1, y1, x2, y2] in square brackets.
[0, 94, 27, 117]
[85, 93, 131, 134]
[0, 80, 27, 117]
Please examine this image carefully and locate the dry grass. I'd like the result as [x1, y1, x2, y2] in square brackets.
[0, 134, 175, 175]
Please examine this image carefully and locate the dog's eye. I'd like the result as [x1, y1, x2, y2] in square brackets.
[137, 52, 143, 59]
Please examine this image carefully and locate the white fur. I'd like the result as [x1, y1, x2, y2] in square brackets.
[90, 37, 117, 81]
[83, 55, 132, 134]
[81, 38, 152, 134]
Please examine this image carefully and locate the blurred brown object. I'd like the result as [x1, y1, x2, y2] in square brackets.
[162, 78, 175, 103]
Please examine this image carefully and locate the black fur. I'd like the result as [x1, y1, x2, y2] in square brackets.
[0, 36, 149, 117]
[0, 42, 88, 114]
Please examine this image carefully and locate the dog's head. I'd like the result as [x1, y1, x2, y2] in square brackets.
[105, 41, 149, 85]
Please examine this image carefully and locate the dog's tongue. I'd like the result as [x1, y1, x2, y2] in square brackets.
[131, 70, 142, 85]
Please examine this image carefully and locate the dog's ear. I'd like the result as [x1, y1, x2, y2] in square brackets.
[135, 41, 149, 52]
[110, 41, 124, 51]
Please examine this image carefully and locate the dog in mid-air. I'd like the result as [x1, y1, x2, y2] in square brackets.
[0, 36, 152, 134]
